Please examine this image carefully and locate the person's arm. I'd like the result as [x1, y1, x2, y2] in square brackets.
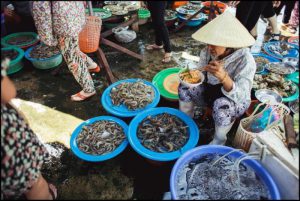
[204, 56, 256, 103]
[204, 60, 234, 92]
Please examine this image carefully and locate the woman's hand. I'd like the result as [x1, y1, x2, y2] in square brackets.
[272, 1, 281, 8]
[227, 1, 240, 7]
[204, 60, 227, 81]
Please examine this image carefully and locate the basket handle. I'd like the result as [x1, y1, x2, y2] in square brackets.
[87, 1, 94, 16]
[249, 101, 270, 118]
[265, 104, 288, 130]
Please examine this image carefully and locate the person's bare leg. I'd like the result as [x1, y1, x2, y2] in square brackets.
[250, 21, 258, 38]
[267, 15, 280, 34]
[25, 174, 56, 200]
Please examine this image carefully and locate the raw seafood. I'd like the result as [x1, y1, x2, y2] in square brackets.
[268, 42, 293, 57]
[137, 113, 189, 153]
[179, 70, 202, 84]
[103, 5, 122, 13]
[7, 35, 35, 45]
[1, 49, 18, 61]
[112, 10, 128, 16]
[176, 154, 270, 200]
[110, 80, 154, 110]
[30, 45, 60, 59]
[265, 62, 295, 74]
[165, 10, 177, 20]
[254, 56, 269, 73]
[76, 120, 125, 155]
[253, 73, 297, 97]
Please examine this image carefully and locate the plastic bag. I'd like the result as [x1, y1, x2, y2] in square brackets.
[112, 27, 136, 43]
[247, 105, 281, 133]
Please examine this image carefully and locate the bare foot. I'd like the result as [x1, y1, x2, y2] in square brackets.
[71, 90, 96, 101]
[162, 52, 172, 63]
[146, 44, 163, 50]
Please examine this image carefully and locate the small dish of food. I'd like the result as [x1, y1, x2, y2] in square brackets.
[178, 68, 204, 87]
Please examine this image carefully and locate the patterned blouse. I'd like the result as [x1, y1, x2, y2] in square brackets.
[32, 1, 86, 46]
[198, 47, 256, 104]
[1, 104, 49, 199]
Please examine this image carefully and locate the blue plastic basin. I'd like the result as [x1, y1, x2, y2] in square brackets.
[70, 116, 129, 162]
[128, 107, 199, 162]
[170, 145, 281, 200]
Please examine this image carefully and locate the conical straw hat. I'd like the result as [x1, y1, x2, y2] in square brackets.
[192, 11, 255, 48]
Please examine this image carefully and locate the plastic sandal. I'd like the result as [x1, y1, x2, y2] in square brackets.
[146, 44, 164, 50]
[71, 91, 96, 102]
[269, 32, 281, 42]
[162, 55, 172, 63]
[48, 184, 57, 200]
[88, 66, 100, 73]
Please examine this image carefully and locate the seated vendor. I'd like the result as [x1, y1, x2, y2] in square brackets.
[178, 11, 256, 145]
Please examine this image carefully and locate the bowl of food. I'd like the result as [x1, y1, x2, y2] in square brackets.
[70, 116, 128, 162]
[179, 67, 204, 87]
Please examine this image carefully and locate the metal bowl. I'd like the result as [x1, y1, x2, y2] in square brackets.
[255, 89, 283, 105]
[282, 57, 299, 70]
[265, 62, 296, 75]
[289, 99, 299, 114]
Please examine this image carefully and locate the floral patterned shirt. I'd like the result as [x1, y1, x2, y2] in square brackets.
[198, 47, 256, 104]
[32, 1, 86, 46]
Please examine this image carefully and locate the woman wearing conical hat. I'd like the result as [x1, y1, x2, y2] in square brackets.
[178, 11, 256, 145]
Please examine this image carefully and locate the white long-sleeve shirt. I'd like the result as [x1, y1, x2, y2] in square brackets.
[198, 47, 256, 104]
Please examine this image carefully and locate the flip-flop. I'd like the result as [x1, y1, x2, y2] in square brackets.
[162, 54, 172, 63]
[146, 44, 164, 50]
[268, 32, 281, 42]
[48, 183, 57, 200]
[71, 91, 96, 102]
[88, 66, 100, 73]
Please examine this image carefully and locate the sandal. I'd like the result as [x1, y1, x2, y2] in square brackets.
[269, 32, 281, 42]
[146, 44, 164, 50]
[48, 183, 57, 200]
[71, 91, 96, 102]
[88, 66, 101, 73]
[162, 53, 172, 63]
[287, 26, 297, 34]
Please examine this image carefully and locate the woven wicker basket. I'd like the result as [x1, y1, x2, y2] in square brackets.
[234, 102, 290, 152]
[79, 16, 102, 53]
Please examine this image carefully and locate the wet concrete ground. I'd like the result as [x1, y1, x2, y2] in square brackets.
[8, 9, 298, 199]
